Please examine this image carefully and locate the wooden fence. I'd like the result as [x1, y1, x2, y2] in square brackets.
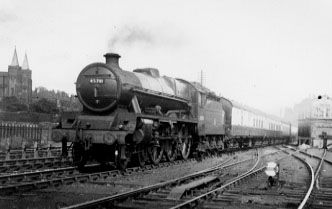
[0, 122, 54, 151]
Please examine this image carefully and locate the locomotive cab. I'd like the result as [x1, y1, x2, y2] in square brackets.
[191, 82, 228, 154]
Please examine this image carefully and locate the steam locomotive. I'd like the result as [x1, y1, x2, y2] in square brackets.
[52, 53, 291, 169]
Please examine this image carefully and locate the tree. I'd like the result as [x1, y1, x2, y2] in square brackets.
[30, 98, 59, 114]
[33, 86, 82, 111]
[1, 96, 28, 112]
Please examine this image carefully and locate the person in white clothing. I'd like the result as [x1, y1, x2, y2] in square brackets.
[265, 161, 280, 187]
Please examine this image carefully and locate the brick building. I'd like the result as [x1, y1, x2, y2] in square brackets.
[298, 118, 332, 147]
[0, 48, 32, 104]
[297, 95, 332, 147]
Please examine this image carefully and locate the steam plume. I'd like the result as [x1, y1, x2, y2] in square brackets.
[108, 23, 185, 52]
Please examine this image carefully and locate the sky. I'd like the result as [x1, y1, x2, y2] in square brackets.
[1, 0, 332, 116]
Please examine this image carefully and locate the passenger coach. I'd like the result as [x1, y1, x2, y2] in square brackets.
[229, 101, 291, 147]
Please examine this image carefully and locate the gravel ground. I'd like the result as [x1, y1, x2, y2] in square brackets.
[300, 148, 325, 158]
[320, 159, 332, 187]
[0, 147, 276, 209]
[295, 147, 332, 163]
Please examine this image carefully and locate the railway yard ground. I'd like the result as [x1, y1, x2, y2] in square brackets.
[0, 145, 331, 209]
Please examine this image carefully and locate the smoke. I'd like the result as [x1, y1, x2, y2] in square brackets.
[109, 25, 154, 49]
[108, 23, 185, 52]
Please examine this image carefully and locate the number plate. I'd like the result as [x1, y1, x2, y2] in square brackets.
[90, 78, 104, 84]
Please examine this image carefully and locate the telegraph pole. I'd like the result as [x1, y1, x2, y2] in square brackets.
[200, 70, 204, 86]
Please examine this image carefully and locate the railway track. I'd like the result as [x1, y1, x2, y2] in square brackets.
[0, 156, 73, 173]
[309, 153, 332, 209]
[60, 147, 284, 209]
[0, 155, 207, 194]
[0, 166, 77, 186]
[183, 147, 313, 209]
[0, 147, 68, 160]
[0, 145, 254, 188]
[0, 146, 256, 174]
[292, 147, 332, 209]
[0, 144, 261, 174]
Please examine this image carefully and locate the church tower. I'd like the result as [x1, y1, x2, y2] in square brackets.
[21, 53, 32, 104]
[10, 48, 19, 67]
[8, 48, 21, 97]
[0, 48, 32, 104]
[5, 48, 32, 104]
[22, 53, 29, 70]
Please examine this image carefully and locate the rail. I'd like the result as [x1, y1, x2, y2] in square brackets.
[62, 148, 269, 209]
[170, 149, 264, 209]
[169, 167, 266, 209]
[298, 148, 326, 208]
[170, 147, 312, 209]
[0, 166, 76, 185]
[61, 156, 253, 209]
[282, 146, 318, 209]
[0, 158, 199, 194]
[291, 153, 314, 209]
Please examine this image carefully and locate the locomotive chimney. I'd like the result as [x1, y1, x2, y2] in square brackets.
[104, 53, 121, 68]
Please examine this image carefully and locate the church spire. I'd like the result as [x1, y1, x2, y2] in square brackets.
[10, 47, 19, 66]
[22, 53, 29, 70]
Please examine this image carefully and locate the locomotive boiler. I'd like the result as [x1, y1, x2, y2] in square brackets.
[77, 53, 192, 114]
[52, 53, 198, 169]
